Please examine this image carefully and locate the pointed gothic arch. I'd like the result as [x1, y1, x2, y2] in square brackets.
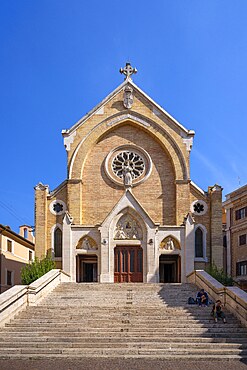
[195, 224, 207, 260]
[53, 226, 62, 258]
[69, 113, 188, 181]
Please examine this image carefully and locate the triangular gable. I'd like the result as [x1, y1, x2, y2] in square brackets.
[100, 189, 159, 229]
[62, 79, 194, 138]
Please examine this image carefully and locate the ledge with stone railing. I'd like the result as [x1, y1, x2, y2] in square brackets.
[0, 269, 70, 327]
[187, 269, 247, 327]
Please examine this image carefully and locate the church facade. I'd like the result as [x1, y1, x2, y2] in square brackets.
[35, 63, 223, 283]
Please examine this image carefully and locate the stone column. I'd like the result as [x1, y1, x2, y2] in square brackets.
[98, 226, 111, 282]
[34, 183, 49, 258]
[146, 229, 158, 283]
[62, 213, 73, 280]
[209, 185, 223, 269]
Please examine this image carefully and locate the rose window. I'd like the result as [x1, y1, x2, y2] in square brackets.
[112, 151, 145, 179]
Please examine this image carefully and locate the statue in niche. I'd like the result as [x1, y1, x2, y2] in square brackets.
[165, 238, 175, 251]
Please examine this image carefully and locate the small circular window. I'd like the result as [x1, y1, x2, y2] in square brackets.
[191, 200, 208, 216]
[49, 200, 66, 216]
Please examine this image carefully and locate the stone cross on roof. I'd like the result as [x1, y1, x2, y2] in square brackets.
[120, 62, 137, 80]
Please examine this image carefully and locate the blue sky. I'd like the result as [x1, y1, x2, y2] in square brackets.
[1, 0, 247, 232]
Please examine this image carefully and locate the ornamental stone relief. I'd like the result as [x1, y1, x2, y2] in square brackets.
[76, 236, 98, 250]
[160, 236, 180, 250]
[114, 214, 143, 240]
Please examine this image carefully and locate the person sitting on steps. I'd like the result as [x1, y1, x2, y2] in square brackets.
[196, 288, 209, 307]
[212, 299, 227, 323]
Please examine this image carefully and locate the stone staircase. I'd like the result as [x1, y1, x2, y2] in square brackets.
[0, 282, 247, 360]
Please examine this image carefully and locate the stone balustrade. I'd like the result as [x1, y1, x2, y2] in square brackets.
[187, 269, 247, 327]
[0, 269, 70, 327]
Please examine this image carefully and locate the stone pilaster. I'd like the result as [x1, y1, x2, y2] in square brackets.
[209, 184, 223, 268]
[67, 179, 82, 224]
[176, 180, 191, 225]
[34, 183, 49, 258]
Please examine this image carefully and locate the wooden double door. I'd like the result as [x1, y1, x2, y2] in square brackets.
[114, 246, 143, 283]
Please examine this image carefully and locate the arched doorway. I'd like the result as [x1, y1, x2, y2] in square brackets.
[114, 246, 143, 283]
[159, 255, 181, 283]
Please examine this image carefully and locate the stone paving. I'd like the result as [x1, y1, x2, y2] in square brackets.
[0, 358, 247, 370]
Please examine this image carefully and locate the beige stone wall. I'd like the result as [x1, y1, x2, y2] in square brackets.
[81, 123, 176, 225]
[66, 89, 190, 175]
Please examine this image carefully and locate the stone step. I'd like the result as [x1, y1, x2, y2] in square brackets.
[4, 322, 242, 329]
[2, 281, 246, 361]
[2, 327, 246, 335]
[1, 334, 247, 343]
[0, 341, 246, 350]
[0, 347, 246, 357]
[1, 331, 246, 339]
[9, 316, 241, 328]
[0, 353, 246, 361]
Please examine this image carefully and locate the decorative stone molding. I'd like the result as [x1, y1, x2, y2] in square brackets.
[183, 137, 193, 152]
[49, 200, 67, 216]
[105, 145, 152, 187]
[212, 184, 223, 192]
[191, 200, 208, 216]
[35, 182, 49, 192]
[106, 114, 150, 128]
[63, 131, 76, 152]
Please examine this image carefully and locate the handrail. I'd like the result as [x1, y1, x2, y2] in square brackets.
[187, 270, 247, 327]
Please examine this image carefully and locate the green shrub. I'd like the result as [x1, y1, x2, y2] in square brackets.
[21, 256, 56, 285]
[206, 262, 234, 286]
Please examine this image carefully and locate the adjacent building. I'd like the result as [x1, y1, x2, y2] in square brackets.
[0, 224, 34, 293]
[223, 184, 247, 290]
[35, 63, 223, 284]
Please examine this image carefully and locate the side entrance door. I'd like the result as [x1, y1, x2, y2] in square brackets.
[114, 246, 143, 283]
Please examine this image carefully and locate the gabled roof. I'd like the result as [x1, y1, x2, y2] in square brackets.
[62, 78, 195, 138]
